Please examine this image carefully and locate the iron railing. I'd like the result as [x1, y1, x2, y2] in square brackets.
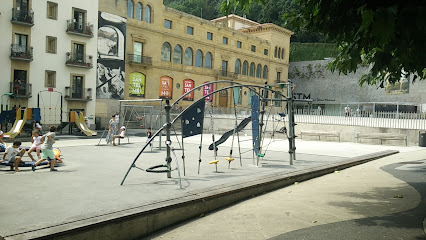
[65, 52, 93, 68]
[66, 19, 94, 37]
[64, 87, 92, 100]
[10, 44, 33, 61]
[11, 8, 34, 25]
[215, 70, 239, 79]
[9, 82, 32, 98]
[128, 54, 152, 66]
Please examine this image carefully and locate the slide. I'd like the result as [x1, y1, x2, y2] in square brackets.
[3, 108, 28, 139]
[73, 112, 97, 136]
[208, 116, 252, 150]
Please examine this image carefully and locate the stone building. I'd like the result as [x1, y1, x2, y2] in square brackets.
[96, 0, 293, 123]
[0, 0, 98, 126]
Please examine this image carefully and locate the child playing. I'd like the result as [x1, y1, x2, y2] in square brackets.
[146, 128, 153, 151]
[1, 140, 26, 172]
[112, 126, 126, 146]
[32, 126, 57, 172]
[28, 130, 42, 161]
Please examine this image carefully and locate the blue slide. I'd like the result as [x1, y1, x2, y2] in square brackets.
[208, 116, 252, 150]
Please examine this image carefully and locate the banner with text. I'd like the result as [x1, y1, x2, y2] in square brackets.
[129, 72, 145, 97]
[203, 82, 213, 102]
[182, 79, 194, 101]
[159, 76, 173, 99]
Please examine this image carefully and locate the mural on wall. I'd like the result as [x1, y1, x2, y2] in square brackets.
[385, 74, 409, 95]
[129, 72, 145, 97]
[97, 12, 126, 99]
[159, 76, 173, 99]
[182, 79, 194, 101]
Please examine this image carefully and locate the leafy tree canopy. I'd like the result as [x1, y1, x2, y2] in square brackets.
[223, 0, 426, 86]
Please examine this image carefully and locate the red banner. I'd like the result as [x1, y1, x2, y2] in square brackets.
[182, 79, 194, 101]
[159, 76, 173, 99]
[203, 82, 213, 102]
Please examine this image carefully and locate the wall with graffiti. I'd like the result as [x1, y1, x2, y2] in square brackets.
[97, 12, 126, 99]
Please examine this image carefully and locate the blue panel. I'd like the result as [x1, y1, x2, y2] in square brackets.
[251, 95, 259, 154]
[32, 108, 41, 121]
[181, 99, 205, 138]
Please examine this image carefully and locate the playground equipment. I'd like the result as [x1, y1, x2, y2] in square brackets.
[3, 108, 28, 139]
[0, 147, 62, 171]
[73, 112, 97, 136]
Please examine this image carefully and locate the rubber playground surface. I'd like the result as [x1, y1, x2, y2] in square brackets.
[0, 134, 417, 238]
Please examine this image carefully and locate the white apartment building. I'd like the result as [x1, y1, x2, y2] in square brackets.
[0, 0, 98, 127]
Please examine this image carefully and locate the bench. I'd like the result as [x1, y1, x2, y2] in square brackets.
[355, 132, 407, 146]
[300, 131, 340, 142]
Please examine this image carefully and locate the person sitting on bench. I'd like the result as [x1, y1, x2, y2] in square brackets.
[1, 141, 26, 172]
[112, 126, 126, 146]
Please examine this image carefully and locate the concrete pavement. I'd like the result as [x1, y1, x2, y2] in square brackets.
[0, 134, 423, 239]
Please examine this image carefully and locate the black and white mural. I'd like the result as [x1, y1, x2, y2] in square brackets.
[97, 12, 126, 99]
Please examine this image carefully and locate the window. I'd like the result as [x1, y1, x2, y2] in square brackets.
[45, 71, 56, 87]
[221, 60, 228, 76]
[195, 50, 203, 68]
[281, 49, 284, 59]
[73, 42, 85, 62]
[161, 42, 171, 62]
[264, 49, 268, 56]
[276, 72, 281, 83]
[72, 75, 83, 98]
[256, 64, 262, 78]
[173, 45, 182, 64]
[184, 47, 193, 66]
[13, 34, 28, 55]
[144, 5, 151, 23]
[13, 70, 27, 96]
[133, 42, 143, 62]
[249, 62, 255, 77]
[187, 26, 194, 35]
[278, 47, 281, 58]
[274, 47, 277, 58]
[72, 8, 87, 33]
[164, 19, 172, 29]
[47, 1, 58, 20]
[242, 61, 248, 75]
[136, 3, 142, 20]
[223, 37, 228, 45]
[251, 45, 256, 52]
[234, 59, 241, 74]
[127, 0, 134, 18]
[205, 52, 212, 69]
[46, 36, 57, 54]
[262, 66, 268, 79]
[207, 32, 213, 40]
[237, 41, 242, 48]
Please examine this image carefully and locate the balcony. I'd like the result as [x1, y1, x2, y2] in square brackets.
[128, 54, 152, 66]
[215, 70, 239, 79]
[10, 44, 33, 61]
[66, 52, 93, 68]
[11, 8, 34, 26]
[66, 20, 94, 38]
[9, 82, 32, 98]
[64, 87, 92, 101]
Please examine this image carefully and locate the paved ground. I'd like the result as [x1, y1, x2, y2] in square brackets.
[0, 133, 423, 239]
[148, 148, 426, 240]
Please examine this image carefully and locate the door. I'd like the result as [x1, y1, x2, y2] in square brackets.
[219, 89, 228, 108]
[133, 42, 143, 63]
[13, 70, 27, 96]
[14, 34, 27, 53]
[221, 60, 228, 77]
[74, 11, 85, 33]
[73, 43, 84, 62]
[72, 76, 83, 98]
[17, 0, 29, 19]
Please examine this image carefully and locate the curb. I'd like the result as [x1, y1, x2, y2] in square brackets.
[3, 150, 398, 240]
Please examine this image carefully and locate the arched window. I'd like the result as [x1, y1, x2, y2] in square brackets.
[256, 64, 262, 78]
[234, 59, 241, 74]
[262, 65, 268, 79]
[127, 0, 134, 18]
[242, 61, 248, 75]
[195, 50, 203, 67]
[173, 45, 182, 64]
[278, 47, 281, 59]
[274, 46, 277, 58]
[144, 5, 151, 23]
[205, 52, 212, 69]
[184, 47, 193, 66]
[249, 62, 255, 77]
[161, 42, 171, 62]
[136, 3, 142, 20]
[281, 49, 284, 59]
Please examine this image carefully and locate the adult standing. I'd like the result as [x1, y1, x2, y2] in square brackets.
[106, 114, 118, 146]
[344, 105, 350, 117]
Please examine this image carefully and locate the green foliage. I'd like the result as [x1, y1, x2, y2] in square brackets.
[289, 43, 339, 62]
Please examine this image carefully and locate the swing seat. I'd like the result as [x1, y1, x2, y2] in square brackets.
[225, 157, 235, 162]
[209, 160, 219, 164]
[257, 153, 265, 157]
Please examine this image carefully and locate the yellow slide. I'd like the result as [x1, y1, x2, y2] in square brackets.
[73, 111, 97, 136]
[3, 108, 28, 139]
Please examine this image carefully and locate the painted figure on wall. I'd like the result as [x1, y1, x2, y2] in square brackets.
[97, 12, 126, 99]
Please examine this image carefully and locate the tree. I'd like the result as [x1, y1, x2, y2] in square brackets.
[223, 0, 426, 86]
